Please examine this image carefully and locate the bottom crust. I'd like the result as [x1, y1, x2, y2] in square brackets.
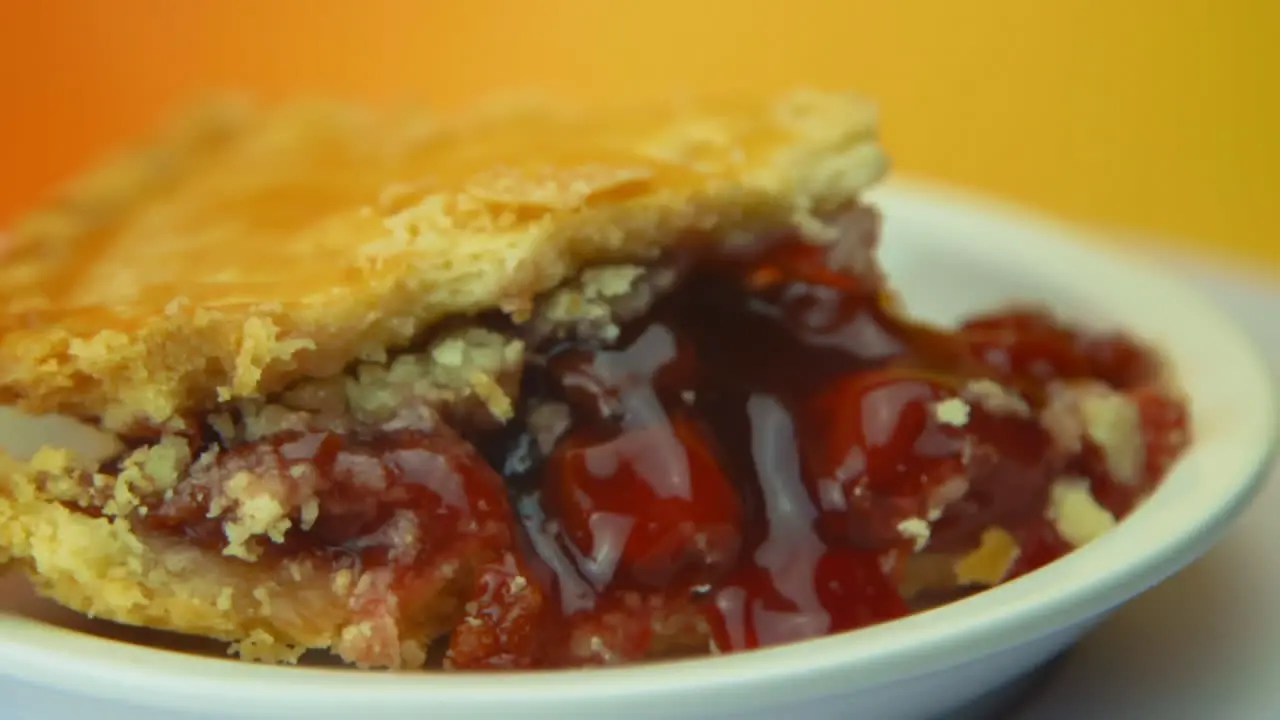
[1, 450, 444, 667]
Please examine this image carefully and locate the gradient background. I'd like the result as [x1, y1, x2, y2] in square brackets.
[2, 1, 1276, 273]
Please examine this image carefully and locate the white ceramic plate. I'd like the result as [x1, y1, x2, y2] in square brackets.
[1009, 251, 1280, 720]
[0, 184, 1274, 720]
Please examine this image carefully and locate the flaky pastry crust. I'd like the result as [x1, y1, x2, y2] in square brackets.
[0, 91, 885, 431]
[0, 91, 887, 667]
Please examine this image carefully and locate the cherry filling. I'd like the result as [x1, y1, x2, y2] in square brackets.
[800, 369, 1058, 554]
[544, 414, 743, 590]
[111, 210, 1190, 670]
[477, 228, 1187, 664]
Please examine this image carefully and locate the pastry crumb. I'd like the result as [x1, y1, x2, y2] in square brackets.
[954, 527, 1021, 586]
[1047, 477, 1117, 547]
[932, 397, 971, 428]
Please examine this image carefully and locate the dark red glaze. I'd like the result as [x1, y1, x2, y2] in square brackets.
[959, 309, 1157, 391]
[734, 234, 868, 294]
[478, 222, 1186, 667]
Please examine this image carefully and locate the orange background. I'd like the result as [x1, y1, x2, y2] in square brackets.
[1, 1, 1276, 272]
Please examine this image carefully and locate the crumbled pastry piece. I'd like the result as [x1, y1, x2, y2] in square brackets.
[932, 397, 971, 428]
[1078, 391, 1144, 485]
[0, 91, 885, 431]
[531, 264, 680, 344]
[198, 325, 524, 447]
[897, 553, 959, 599]
[961, 378, 1032, 418]
[953, 527, 1021, 586]
[896, 517, 932, 551]
[1042, 381, 1144, 485]
[1047, 477, 1118, 547]
[102, 434, 193, 516]
[345, 327, 525, 429]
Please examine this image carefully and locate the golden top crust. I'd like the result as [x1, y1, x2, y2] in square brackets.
[0, 90, 886, 429]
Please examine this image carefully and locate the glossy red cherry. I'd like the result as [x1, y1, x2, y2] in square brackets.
[543, 415, 744, 590]
[960, 310, 1158, 388]
[801, 369, 969, 550]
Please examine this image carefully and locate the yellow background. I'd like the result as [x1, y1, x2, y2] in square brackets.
[2, 1, 1276, 271]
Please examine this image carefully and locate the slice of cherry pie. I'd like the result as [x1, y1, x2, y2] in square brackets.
[0, 92, 1189, 670]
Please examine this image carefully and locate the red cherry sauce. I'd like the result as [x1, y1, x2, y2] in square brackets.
[956, 310, 1190, 573]
[125, 208, 1189, 669]
[472, 216, 1186, 666]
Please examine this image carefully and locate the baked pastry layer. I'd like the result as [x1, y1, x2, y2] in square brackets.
[0, 91, 885, 431]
